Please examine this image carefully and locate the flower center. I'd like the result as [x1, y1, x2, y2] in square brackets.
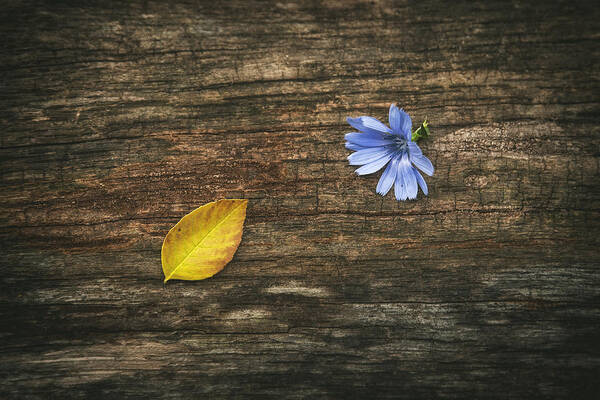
[393, 136, 408, 152]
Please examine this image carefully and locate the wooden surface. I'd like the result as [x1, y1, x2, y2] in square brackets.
[1, 1, 599, 398]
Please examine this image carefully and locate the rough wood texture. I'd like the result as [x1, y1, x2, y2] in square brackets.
[1, 1, 599, 398]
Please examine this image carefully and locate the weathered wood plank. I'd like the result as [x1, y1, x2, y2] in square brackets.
[1, 0, 599, 398]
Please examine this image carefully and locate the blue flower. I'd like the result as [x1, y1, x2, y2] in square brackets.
[345, 104, 434, 201]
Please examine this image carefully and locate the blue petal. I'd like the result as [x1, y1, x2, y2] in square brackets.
[345, 132, 393, 148]
[358, 116, 392, 134]
[399, 109, 412, 141]
[376, 155, 399, 196]
[404, 169, 418, 200]
[345, 142, 369, 151]
[388, 104, 402, 135]
[346, 117, 383, 136]
[399, 153, 418, 199]
[347, 116, 391, 135]
[394, 166, 407, 201]
[355, 151, 393, 175]
[413, 167, 428, 196]
[348, 147, 390, 166]
[345, 130, 385, 139]
[346, 117, 366, 132]
[411, 154, 434, 176]
[407, 141, 422, 157]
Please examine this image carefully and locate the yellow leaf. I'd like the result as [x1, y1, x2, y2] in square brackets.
[161, 199, 248, 283]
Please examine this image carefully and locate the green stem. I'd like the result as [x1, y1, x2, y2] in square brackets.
[412, 119, 430, 142]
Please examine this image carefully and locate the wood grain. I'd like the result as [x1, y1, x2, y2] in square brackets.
[1, 0, 599, 398]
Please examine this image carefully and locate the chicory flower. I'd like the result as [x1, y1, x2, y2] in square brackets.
[345, 104, 434, 201]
